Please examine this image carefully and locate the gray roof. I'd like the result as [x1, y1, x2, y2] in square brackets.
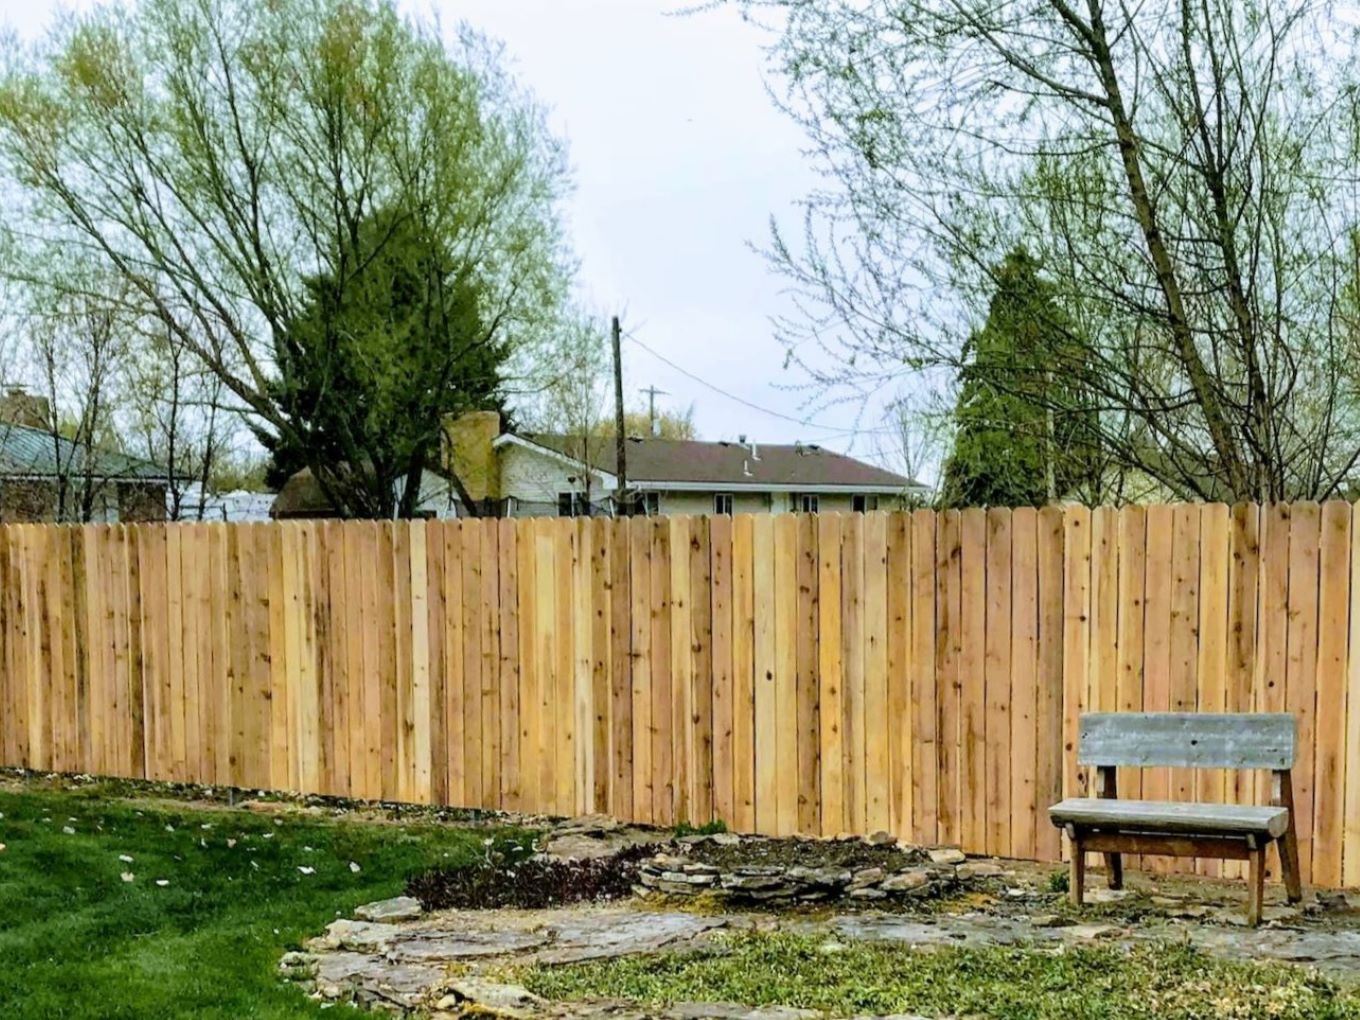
[0, 422, 174, 482]
[523, 434, 918, 491]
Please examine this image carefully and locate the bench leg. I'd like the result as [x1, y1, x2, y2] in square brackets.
[1105, 851, 1123, 890]
[1273, 770, 1304, 904]
[1069, 831, 1086, 907]
[1277, 831, 1303, 905]
[1247, 845, 1265, 927]
[1093, 766, 1122, 890]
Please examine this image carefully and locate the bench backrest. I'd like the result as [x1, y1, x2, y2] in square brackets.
[1078, 712, 1296, 770]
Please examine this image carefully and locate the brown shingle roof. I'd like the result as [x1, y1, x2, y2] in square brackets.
[522, 434, 917, 491]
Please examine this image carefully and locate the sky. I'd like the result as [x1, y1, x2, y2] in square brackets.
[5, 0, 907, 470]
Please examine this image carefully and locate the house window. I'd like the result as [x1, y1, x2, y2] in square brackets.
[640, 492, 661, 517]
[558, 491, 589, 517]
[713, 493, 733, 516]
[793, 493, 819, 514]
[852, 494, 879, 513]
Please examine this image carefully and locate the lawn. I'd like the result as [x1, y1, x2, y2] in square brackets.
[0, 779, 504, 1018]
[523, 931, 1360, 1020]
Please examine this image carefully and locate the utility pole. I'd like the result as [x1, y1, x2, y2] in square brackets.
[639, 385, 669, 436]
[612, 315, 629, 516]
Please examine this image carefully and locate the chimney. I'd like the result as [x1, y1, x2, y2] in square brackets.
[0, 386, 51, 429]
[442, 410, 502, 504]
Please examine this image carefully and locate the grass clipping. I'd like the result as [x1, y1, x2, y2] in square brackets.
[521, 932, 1360, 1020]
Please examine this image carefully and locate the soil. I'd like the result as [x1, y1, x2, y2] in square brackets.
[407, 842, 664, 911]
[684, 836, 928, 872]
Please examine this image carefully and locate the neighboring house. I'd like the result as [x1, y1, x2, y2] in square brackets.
[270, 466, 462, 520]
[0, 389, 176, 524]
[445, 411, 923, 518]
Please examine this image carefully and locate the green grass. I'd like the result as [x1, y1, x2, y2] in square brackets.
[0, 782, 507, 1018]
[522, 931, 1360, 1020]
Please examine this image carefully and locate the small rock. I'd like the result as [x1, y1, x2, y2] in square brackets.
[1086, 887, 1130, 904]
[849, 887, 888, 900]
[1066, 923, 1123, 941]
[881, 869, 932, 893]
[708, 832, 743, 847]
[120, 872, 135, 883]
[957, 862, 1004, 880]
[1031, 913, 1071, 928]
[1316, 890, 1351, 912]
[928, 847, 967, 866]
[62, 826, 75, 835]
[864, 830, 897, 846]
[354, 896, 423, 923]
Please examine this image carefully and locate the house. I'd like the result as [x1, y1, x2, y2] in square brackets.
[444, 411, 922, 517]
[0, 388, 177, 523]
[270, 466, 462, 520]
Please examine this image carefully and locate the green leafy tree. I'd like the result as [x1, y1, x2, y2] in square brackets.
[260, 207, 509, 515]
[0, 0, 572, 517]
[940, 251, 1099, 508]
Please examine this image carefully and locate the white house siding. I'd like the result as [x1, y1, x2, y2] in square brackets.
[500, 443, 612, 517]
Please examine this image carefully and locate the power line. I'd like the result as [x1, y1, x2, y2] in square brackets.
[622, 329, 895, 438]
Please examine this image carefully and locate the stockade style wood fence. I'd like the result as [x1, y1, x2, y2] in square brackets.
[1, 504, 1359, 888]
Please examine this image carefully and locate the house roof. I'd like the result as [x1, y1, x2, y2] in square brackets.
[516, 433, 919, 492]
[0, 421, 175, 482]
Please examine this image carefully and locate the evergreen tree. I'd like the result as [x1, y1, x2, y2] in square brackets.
[940, 251, 1098, 508]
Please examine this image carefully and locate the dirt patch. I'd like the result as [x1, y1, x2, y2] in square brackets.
[408, 842, 663, 911]
[684, 836, 927, 872]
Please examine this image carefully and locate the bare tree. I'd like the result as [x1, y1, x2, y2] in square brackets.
[25, 282, 131, 522]
[722, 0, 1360, 502]
[0, 0, 574, 519]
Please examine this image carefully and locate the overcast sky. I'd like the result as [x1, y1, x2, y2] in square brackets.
[5, 0, 906, 468]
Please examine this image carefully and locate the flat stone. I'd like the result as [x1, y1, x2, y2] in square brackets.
[314, 918, 406, 950]
[438, 978, 544, 1018]
[848, 887, 888, 900]
[312, 950, 443, 1007]
[532, 911, 728, 964]
[664, 1003, 821, 1019]
[722, 873, 788, 892]
[1031, 914, 1070, 928]
[864, 830, 897, 846]
[956, 862, 1004, 880]
[354, 895, 423, 923]
[658, 871, 718, 885]
[683, 862, 722, 876]
[553, 813, 623, 836]
[388, 928, 547, 961]
[928, 847, 967, 866]
[881, 869, 932, 893]
[786, 866, 852, 887]
[542, 833, 634, 860]
[1065, 923, 1124, 941]
[849, 867, 886, 888]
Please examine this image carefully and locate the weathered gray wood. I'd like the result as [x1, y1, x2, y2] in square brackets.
[1049, 797, 1290, 838]
[1077, 712, 1296, 769]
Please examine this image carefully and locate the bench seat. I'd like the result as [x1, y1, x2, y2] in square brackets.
[1050, 798, 1290, 840]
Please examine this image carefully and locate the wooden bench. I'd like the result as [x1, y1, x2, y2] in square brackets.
[1049, 712, 1302, 925]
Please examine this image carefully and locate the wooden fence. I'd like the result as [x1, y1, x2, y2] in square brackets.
[1, 504, 1358, 887]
